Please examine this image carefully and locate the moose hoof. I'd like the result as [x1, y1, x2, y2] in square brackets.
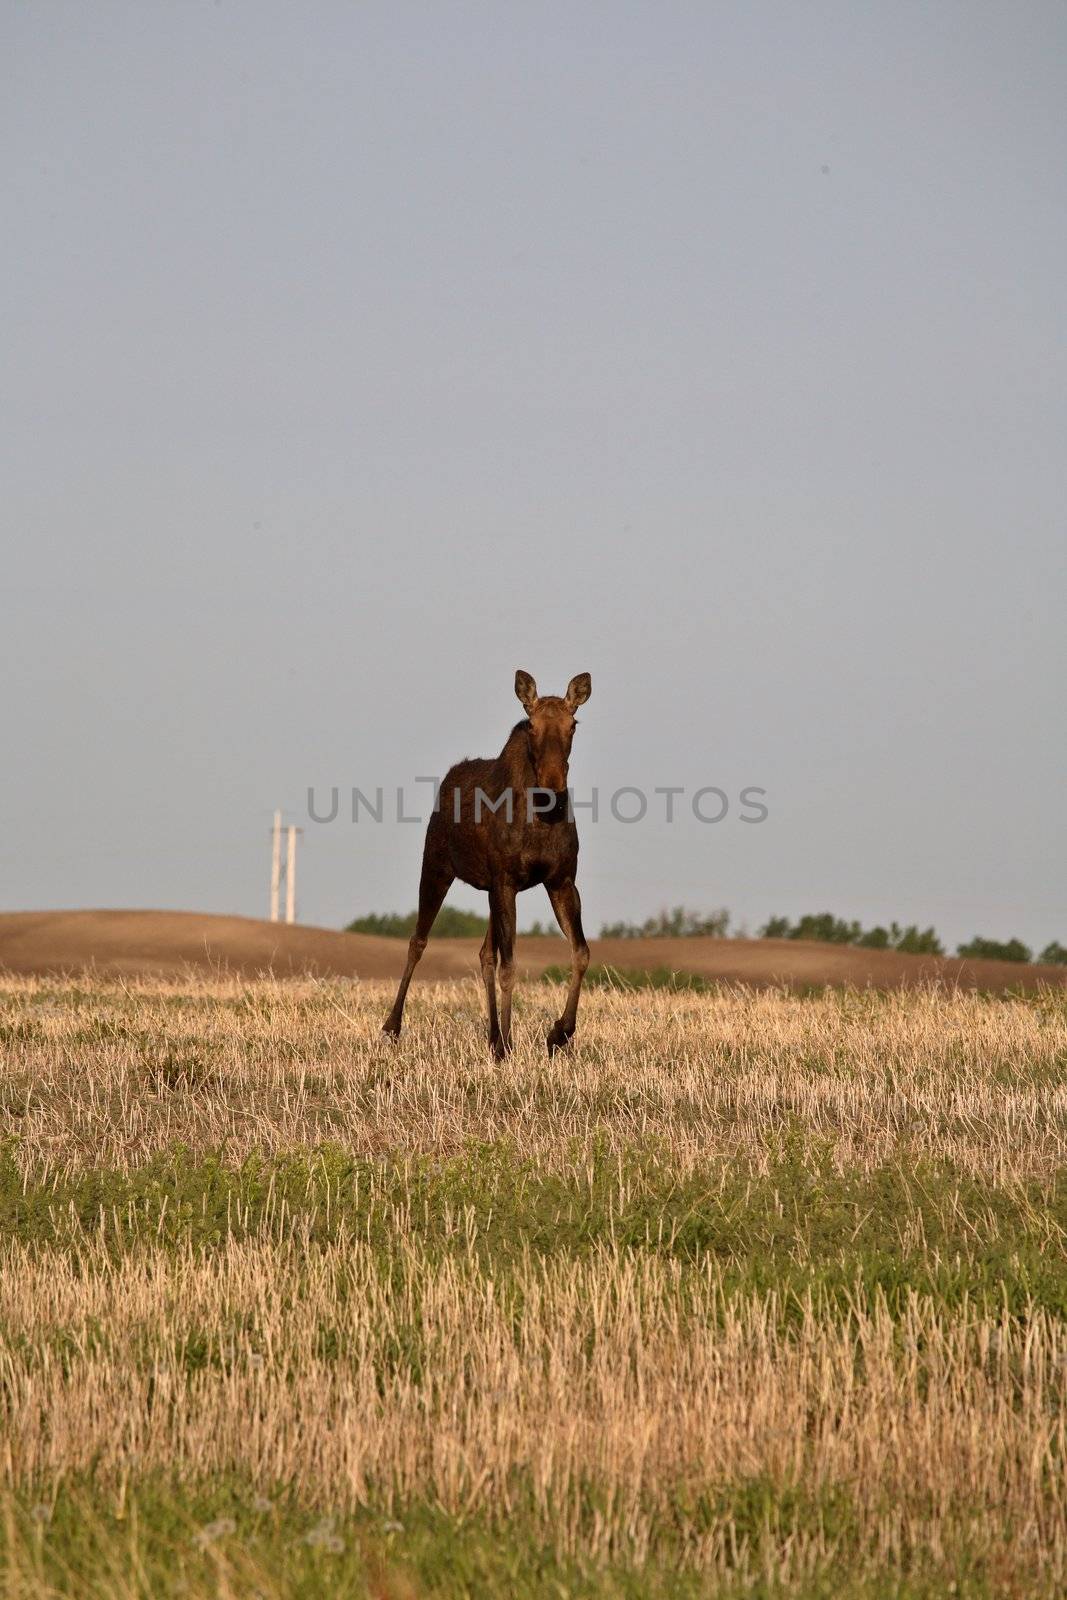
[489, 1033, 508, 1062]
[546, 1021, 572, 1056]
[381, 1019, 401, 1040]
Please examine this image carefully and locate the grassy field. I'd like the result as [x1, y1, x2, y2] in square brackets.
[1, 974, 1066, 1598]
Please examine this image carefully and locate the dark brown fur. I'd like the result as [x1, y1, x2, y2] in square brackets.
[383, 670, 592, 1058]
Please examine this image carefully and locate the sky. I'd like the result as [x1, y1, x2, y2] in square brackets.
[3, 0, 1065, 952]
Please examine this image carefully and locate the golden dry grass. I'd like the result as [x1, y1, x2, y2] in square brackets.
[1, 974, 1066, 1596]
[3, 1236, 1067, 1585]
[1, 973, 1064, 1178]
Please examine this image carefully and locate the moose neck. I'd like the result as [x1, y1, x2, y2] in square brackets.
[497, 721, 538, 792]
[496, 721, 569, 818]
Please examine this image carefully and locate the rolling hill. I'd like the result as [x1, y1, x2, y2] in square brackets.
[0, 909, 1062, 992]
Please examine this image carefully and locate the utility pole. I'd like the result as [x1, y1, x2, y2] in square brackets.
[269, 809, 282, 922]
[285, 825, 297, 924]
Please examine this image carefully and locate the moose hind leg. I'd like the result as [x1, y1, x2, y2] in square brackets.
[545, 880, 589, 1055]
[488, 882, 517, 1060]
[382, 854, 453, 1038]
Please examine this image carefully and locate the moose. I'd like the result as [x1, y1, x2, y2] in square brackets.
[383, 670, 592, 1058]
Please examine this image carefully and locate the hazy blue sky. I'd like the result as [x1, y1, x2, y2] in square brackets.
[4, 1, 1065, 950]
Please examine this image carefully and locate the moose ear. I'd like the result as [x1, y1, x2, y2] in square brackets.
[515, 669, 538, 713]
[564, 672, 591, 710]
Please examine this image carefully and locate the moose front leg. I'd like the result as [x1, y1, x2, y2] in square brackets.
[488, 881, 517, 1059]
[382, 851, 453, 1039]
[478, 916, 499, 1050]
[545, 879, 589, 1054]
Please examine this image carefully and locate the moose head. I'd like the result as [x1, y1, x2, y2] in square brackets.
[514, 669, 592, 794]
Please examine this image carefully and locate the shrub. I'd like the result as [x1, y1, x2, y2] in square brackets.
[346, 908, 489, 938]
[1038, 941, 1067, 966]
[600, 906, 730, 939]
[890, 923, 944, 956]
[956, 936, 1033, 964]
[761, 916, 944, 956]
[760, 912, 860, 945]
[346, 909, 560, 938]
[791, 913, 862, 945]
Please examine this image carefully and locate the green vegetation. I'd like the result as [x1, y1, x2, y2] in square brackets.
[0, 1483, 726, 1600]
[957, 935, 1033, 964]
[0, 1477, 996, 1600]
[3, 1140, 1067, 1315]
[760, 913, 944, 955]
[600, 906, 730, 938]
[346, 908, 560, 937]
[761, 915, 1067, 964]
[346, 907, 490, 938]
[350, 904, 1067, 966]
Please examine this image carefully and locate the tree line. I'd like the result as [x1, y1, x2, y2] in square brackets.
[347, 905, 1067, 964]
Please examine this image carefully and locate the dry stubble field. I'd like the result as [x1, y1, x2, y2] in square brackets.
[1, 972, 1066, 1598]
